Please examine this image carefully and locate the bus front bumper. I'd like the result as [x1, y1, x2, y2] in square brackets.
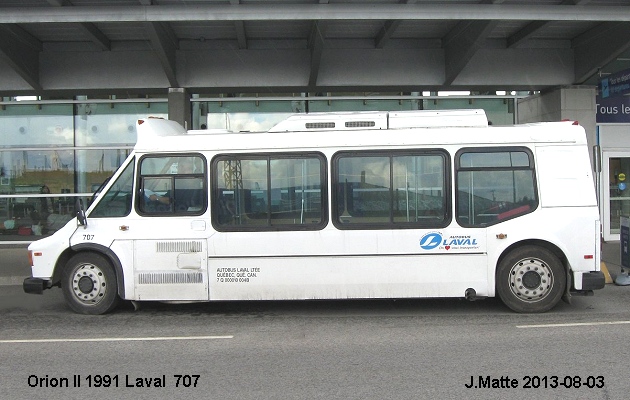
[23, 277, 52, 295]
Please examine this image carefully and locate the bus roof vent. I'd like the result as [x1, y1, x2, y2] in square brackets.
[346, 121, 376, 128]
[306, 122, 335, 129]
[268, 111, 388, 132]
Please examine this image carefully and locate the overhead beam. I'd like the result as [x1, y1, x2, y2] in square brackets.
[144, 22, 179, 87]
[507, 21, 547, 48]
[230, 0, 247, 49]
[79, 22, 111, 51]
[573, 22, 630, 83]
[308, 22, 326, 89]
[234, 21, 247, 49]
[507, 0, 587, 48]
[0, 25, 42, 91]
[2, 4, 630, 23]
[46, 0, 111, 50]
[443, 20, 498, 86]
[375, 20, 401, 49]
[0, 24, 42, 52]
[375, 0, 418, 49]
[440, 1, 504, 86]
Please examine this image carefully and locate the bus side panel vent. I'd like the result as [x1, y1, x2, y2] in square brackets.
[138, 272, 203, 285]
[156, 241, 203, 253]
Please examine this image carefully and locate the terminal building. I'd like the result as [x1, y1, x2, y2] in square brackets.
[1, 0, 630, 243]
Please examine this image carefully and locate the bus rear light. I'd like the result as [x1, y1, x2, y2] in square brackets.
[584, 255, 594, 259]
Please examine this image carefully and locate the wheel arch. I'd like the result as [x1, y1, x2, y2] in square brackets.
[497, 239, 568, 277]
[52, 243, 125, 298]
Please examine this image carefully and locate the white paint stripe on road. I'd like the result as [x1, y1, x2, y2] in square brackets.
[0, 335, 233, 344]
[517, 320, 630, 329]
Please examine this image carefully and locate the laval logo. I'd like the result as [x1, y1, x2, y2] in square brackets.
[419, 232, 443, 250]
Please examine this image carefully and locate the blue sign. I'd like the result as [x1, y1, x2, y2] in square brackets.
[599, 68, 630, 99]
[621, 217, 630, 269]
[596, 95, 630, 123]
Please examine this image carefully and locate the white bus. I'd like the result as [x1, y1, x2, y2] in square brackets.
[23, 110, 605, 314]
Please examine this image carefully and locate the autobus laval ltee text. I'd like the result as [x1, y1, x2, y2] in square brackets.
[23, 109, 605, 314]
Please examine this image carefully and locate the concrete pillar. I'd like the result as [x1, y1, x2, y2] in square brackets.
[168, 87, 191, 129]
[517, 85, 597, 161]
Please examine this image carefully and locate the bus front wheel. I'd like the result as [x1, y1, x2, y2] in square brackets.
[61, 253, 120, 315]
[496, 246, 565, 313]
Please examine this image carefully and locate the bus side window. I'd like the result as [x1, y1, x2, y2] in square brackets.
[138, 154, 207, 216]
[333, 151, 449, 228]
[212, 154, 326, 231]
[456, 148, 537, 227]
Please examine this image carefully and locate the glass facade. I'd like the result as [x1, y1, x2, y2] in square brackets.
[0, 100, 167, 241]
[194, 95, 516, 132]
[1, 93, 517, 242]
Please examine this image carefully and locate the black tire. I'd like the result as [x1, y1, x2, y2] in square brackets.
[496, 245, 565, 313]
[61, 253, 120, 315]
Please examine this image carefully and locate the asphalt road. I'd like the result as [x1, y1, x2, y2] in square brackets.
[2, 277, 630, 400]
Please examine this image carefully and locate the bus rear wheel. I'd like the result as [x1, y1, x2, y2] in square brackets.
[61, 253, 120, 315]
[496, 246, 565, 313]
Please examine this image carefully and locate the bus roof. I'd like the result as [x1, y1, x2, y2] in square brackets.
[135, 111, 586, 153]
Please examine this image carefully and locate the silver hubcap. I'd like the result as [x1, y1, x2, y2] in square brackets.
[71, 264, 107, 305]
[508, 257, 553, 302]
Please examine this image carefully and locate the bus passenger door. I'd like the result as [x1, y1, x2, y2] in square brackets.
[128, 154, 210, 301]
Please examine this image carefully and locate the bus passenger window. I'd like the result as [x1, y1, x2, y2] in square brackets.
[456, 149, 537, 227]
[333, 151, 448, 229]
[212, 154, 327, 231]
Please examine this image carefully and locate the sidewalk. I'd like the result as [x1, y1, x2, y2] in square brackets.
[602, 240, 623, 280]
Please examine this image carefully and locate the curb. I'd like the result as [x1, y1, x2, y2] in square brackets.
[601, 262, 613, 284]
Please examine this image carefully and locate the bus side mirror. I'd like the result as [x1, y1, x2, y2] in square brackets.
[75, 199, 87, 228]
